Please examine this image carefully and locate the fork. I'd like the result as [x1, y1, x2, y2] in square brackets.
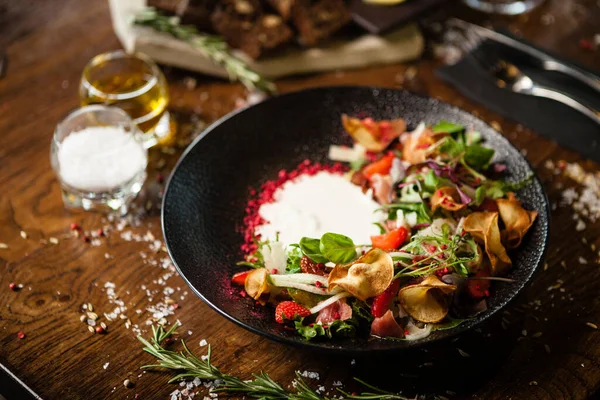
[449, 19, 600, 94]
[455, 29, 600, 125]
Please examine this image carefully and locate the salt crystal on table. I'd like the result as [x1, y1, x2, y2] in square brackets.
[57, 126, 147, 192]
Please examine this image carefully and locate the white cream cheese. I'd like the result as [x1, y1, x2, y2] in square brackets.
[255, 171, 383, 246]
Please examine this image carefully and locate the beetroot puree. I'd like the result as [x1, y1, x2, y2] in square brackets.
[241, 160, 347, 254]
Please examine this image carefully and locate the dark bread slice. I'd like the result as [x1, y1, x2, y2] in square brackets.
[265, 0, 295, 20]
[176, 0, 218, 32]
[291, 0, 351, 47]
[212, 1, 292, 59]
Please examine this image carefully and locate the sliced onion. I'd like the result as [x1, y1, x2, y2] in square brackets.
[404, 321, 432, 341]
[309, 292, 352, 314]
[270, 273, 329, 288]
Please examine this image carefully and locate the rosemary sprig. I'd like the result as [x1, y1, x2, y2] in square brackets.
[132, 8, 277, 94]
[138, 323, 414, 400]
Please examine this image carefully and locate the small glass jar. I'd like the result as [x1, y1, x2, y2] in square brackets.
[79, 50, 172, 148]
[50, 105, 148, 215]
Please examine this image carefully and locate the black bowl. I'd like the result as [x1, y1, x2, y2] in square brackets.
[162, 86, 549, 353]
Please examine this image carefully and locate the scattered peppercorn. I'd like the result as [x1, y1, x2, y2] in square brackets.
[17, 331, 25, 339]
[70, 223, 80, 231]
[9, 282, 17, 291]
[123, 379, 134, 388]
[83, 236, 91, 243]
[95, 326, 105, 334]
[580, 39, 593, 50]
[97, 228, 104, 237]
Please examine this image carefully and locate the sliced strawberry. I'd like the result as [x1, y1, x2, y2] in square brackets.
[370, 227, 408, 250]
[232, 270, 252, 286]
[467, 270, 491, 299]
[275, 301, 311, 324]
[371, 279, 401, 318]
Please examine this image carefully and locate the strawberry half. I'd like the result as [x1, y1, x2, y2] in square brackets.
[371, 279, 401, 318]
[275, 301, 311, 324]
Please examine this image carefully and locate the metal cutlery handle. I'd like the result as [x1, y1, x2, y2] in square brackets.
[526, 84, 600, 125]
[542, 60, 600, 93]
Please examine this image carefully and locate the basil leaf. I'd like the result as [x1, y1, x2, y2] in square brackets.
[319, 232, 357, 264]
[432, 121, 465, 134]
[299, 237, 328, 264]
[464, 144, 495, 170]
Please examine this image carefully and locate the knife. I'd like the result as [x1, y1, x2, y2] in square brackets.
[449, 19, 600, 94]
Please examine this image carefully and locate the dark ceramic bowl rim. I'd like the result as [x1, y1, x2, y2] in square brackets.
[162, 85, 550, 353]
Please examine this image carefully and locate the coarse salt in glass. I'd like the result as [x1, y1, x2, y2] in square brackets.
[50, 105, 148, 214]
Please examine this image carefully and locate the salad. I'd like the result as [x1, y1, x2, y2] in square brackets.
[232, 114, 538, 341]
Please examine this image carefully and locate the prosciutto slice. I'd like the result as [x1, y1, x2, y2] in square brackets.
[315, 300, 352, 324]
[370, 310, 404, 338]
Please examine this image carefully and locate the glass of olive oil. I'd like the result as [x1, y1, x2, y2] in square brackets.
[79, 51, 171, 148]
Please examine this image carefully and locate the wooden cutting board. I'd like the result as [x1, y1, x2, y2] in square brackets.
[109, 0, 424, 79]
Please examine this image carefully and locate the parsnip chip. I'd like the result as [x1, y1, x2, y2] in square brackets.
[401, 127, 448, 165]
[341, 114, 406, 152]
[328, 248, 394, 301]
[398, 275, 456, 323]
[496, 192, 538, 249]
[463, 212, 512, 276]
[244, 268, 270, 305]
[431, 186, 466, 212]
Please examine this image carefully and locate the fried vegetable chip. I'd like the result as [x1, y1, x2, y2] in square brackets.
[398, 275, 457, 323]
[463, 212, 512, 276]
[328, 248, 394, 301]
[341, 114, 406, 152]
[496, 192, 538, 249]
[244, 268, 270, 305]
[431, 186, 467, 212]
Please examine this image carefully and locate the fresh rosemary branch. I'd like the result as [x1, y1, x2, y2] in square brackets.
[138, 323, 414, 400]
[132, 8, 277, 94]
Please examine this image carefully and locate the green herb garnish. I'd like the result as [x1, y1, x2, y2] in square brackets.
[139, 324, 413, 399]
[294, 318, 358, 340]
[133, 8, 276, 94]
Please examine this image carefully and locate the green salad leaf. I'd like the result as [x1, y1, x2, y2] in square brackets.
[286, 245, 303, 274]
[432, 121, 465, 134]
[299, 237, 328, 264]
[439, 137, 465, 158]
[432, 318, 468, 331]
[320, 233, 358, 264]
[464, 144, 495, 170]
[472, 174, 534, 205]
[379, 202, 432, 224]
[350, 299, 374, 323]
[294, 318, 358, 340]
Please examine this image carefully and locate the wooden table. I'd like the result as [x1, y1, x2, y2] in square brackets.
[1, 1, 599, 399]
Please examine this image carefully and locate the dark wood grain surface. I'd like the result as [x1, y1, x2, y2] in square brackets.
[1, 0, 600, 399]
